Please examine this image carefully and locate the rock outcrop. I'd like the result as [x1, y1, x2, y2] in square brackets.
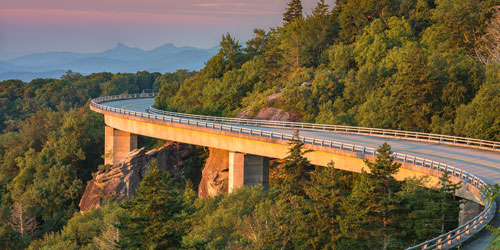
[237, 91, 301, 121]
[79, 142, 190, 212]
[198, 148, 229, 198]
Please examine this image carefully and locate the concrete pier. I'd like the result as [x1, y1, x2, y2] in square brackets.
[105, 126, 137, 166]
[228, 152, 269, 193]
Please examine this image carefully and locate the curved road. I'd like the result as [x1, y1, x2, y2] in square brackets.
[102, 97, 500, 249]
[105, 97, 500, 184]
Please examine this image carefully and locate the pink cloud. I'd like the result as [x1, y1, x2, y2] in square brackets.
[193, 2, 246, 8]
[0, 8, 231, 28]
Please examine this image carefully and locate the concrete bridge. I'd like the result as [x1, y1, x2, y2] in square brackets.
[90, 93, 500, 250]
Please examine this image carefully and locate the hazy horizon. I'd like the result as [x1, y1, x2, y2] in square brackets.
[0, 0, 323, 60]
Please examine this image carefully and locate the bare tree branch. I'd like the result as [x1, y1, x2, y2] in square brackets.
[476, 6, 500, 65]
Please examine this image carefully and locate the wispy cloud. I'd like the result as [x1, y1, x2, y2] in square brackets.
[193, 2, 246, 8]
[0, 8, 229, 27]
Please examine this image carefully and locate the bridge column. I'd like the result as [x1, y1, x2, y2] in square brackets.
[459, 200, 481, 226]
[105, 126, 138, 166]
[228, 152, 269, 193]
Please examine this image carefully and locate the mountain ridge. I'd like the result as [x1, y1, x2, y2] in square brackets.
[0, 42, 219, 81]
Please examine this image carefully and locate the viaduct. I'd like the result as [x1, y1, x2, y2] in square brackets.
[90, 93, 500, 250]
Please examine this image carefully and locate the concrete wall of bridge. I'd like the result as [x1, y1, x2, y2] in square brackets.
[105, 126, 138, 166]
[100, 112, 482, 204]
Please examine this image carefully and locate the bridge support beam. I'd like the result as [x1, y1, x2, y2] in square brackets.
[105, 126, 138, 166]
[228, 152, 269, 193]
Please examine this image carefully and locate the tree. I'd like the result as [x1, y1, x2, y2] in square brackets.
[476, 6, 500, 65]
[313, 0, 329, 16]
[117, 162, 184, 249]
[453, 63, 500, 141]
[9, 199, 37, 237]
[436, 170, 461, 234]
[219, 33, 245, 70]
[283, 0, 303, 24]
[362, 142, 402, 250]
[277, 130, 313, 198]
[336, 0, 398, 42]
[303, 162, 351, 248]
[483, 183, 500, 249]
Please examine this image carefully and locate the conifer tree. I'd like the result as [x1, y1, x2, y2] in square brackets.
[362, 142, 402, 250]
[312, 0, 329, 16]
[117, 161, 184, 250]
[436, 170, 461, 234]
[304, 161, 350, 247]
[278, 130, 313, 198]
[283, 0, 303, 24]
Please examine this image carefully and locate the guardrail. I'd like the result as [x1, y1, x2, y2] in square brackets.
[148, 107, 500, 152]
[90, 93, 497, 250]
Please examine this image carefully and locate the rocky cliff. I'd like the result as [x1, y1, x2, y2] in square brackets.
[198, 148, 229, 198]
[236, 91, 301, 121]
[79, 142, 190, 212]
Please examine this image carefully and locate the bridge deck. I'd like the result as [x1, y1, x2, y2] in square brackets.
[103, 98, 500, 184]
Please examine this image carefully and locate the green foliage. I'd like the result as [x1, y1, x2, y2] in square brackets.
[153, 0, 497, 142]
[28, 202, 123, 250]
[283, 0, 303, 24]
[182, 185, 274, 249]
[2, 0, 496, 248]
[276, 130, 313, 198]
[117, 163, 184, 249]
[0, 70, 162, 248]
[453, 63, 500, 140]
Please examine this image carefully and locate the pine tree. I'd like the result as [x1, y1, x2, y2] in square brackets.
[283, 0, 303, 24]
[436, 170, 461, 234]
[304, 162, 351, 248]
[278, 130, 313, 198]
[312, 0, 329, 16]
[362, 142, 402, 250]
[117, 161, 184, 249]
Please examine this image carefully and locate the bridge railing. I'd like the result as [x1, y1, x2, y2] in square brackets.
[90, 94, 497, 250]
[147, 107, 500, 152]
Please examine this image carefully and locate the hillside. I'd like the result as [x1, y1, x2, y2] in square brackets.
[155, 0, 500, 142]
[0, 0, 499, 249]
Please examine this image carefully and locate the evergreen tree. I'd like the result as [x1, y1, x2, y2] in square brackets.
[277, 130, 314, 198]
[362, 142, 402, 250]
[267, 130, 314, 249]
[283, 0, 303, 24]
[436, 170, 461, 234]
[303, 162, 351, 248]
[313, 0, 329, 16]
[117, 162, 184, 250]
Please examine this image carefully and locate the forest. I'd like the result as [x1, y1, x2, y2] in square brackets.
[0, 0, 499, 249]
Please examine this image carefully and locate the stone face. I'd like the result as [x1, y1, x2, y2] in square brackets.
[198, 148, 229, 198]
[237, 106, 301, 121]
[79, 142, 189, 212]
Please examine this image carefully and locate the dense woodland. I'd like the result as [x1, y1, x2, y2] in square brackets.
[0, 0, 499, 249]
[156, 0, 500, 142]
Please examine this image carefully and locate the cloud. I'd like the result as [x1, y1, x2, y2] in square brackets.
[192, 2, 246, 8]
[0, 8, 229, 27]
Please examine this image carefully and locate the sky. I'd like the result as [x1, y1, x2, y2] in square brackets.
[0, 0, 322, 60]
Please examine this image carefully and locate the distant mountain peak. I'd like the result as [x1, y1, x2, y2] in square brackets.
[0, 41, 220, 81]
[151, 43, 177, 52]
[114, 43, 133, 50]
